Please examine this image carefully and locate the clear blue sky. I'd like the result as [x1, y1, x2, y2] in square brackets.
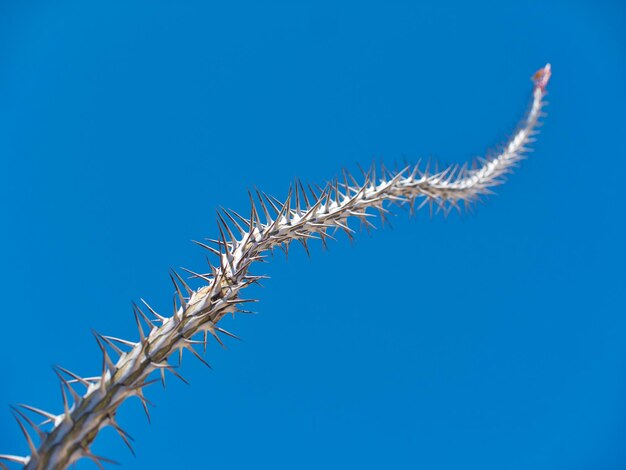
[1, 1, 625, 469]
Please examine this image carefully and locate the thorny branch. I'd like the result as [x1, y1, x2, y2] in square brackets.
[1, 64, 551, 470]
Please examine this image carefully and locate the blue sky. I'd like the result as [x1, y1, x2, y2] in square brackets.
[1, 1, 625, 468]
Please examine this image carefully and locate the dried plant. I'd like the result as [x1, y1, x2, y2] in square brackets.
[1, 65, 551, 469]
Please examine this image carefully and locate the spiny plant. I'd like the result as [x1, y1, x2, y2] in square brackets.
[1, 64, 552, 469]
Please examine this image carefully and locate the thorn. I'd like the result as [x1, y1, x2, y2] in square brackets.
[11, 409, 38, 457]
[215, 218, 235, 274]
[313, 182, 326, 198]
[0, 455, 29, 465]
[138, 397, 151, 424]
[159, 365, 167, 388]
[215, 326, 241, 341]
[217, 210, 238, 243]
[306, 183, 319, 202]
[356, 161, 368, 180]
[17, 404, 58, 422]
[278, 242, 289, 260]
[205, 323, 226, 348]
[297, 238, 311, 258]
[423, 158, 431, 178]
[380, 161, 389, 182]
[109, 418, 135, 457]
[132, 303, 156, 331]
[261, 192, 282, 215]
[410, 158, 422, 179]
[83, 448, 120, 469]
[11, 406, 45, 440]
[171, 269, 193, 296]
[221, 207, 247, 235]
[283, 185, 293, 221]
[239, 276, 264, 289]
[205, 237, 229, 249]
[178, 345, 183, 367]
[139, 298, 167, 322]
[307, 184, 329, 214]
[92, 330, 116, 379]
[247, 190, 262, 227]
[169, 270, 189, 308]
[102, 335, 137, 348]
[95, 332, 124, 357]
[335, 221, 355, 242]
[184, 342, 212, 369]
[332, 177, 342, 203]
[55, 365, 91, 389]
[297, 179, 311, 209]
[225, 298, 259, 306]
[133, 308, 146, 343]
[192, 239, 222, 257]
[294, 180, 303, 216]
[369, 160, 377, 185]
[255, 188, 272, 223]
[231, 208, 252, 229]
[346, 168, 361, 189]
[59, 382, 71, 418]
[321, 184, 333, 213]
[168, 366, 189, 385]
[377, 206, 393, 229]
[141, 377, 161, 390]
[179, 266, 213, 284]
[131, 387, 154, 423]
[269, 187, 292, 232]
[341, 168, 352, 198]
[172, 294, 181, 319]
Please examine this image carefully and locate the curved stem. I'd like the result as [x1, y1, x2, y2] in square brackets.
[4, 65, 550, 470]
